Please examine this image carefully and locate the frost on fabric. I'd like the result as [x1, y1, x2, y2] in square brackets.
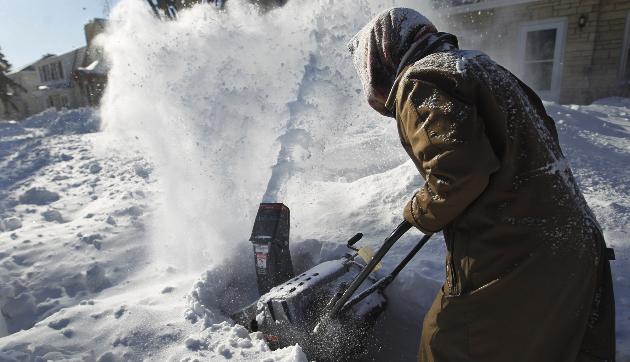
[418, 50, 591, 211]
[468, 53, 593, 216]
[393, 9, 435, 43]
[454, 50, 484, 74]
[348, 7, 435, 58]
[348, 7, 438, 114]
[408, 49, 602, 263]
[455, 50, 483, 74]
[415, 88, 467, 145]
[407, 58, 473, 146]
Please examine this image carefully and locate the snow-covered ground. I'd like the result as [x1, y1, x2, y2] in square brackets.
[1, 1, 629, 361]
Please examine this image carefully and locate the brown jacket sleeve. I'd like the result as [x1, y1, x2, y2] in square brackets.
[399, 79, 500, 233]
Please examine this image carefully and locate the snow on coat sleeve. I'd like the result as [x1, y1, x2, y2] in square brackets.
[398, 78, 500, 233]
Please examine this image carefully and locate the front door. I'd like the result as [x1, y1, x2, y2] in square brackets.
[519, 19, 567, 101]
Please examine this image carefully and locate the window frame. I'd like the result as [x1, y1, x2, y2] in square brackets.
[620, 10, 630, 83]
[518, 18, 568, 101]
[38, 61, 65, 82]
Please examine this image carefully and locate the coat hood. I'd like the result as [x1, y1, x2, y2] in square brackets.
[348, 7, 458, 117]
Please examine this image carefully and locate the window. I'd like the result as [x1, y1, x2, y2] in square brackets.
[621, 11, 630, 82]
[518, 19, 567, 101]
[524, 28, 557, 91]
[38, 61, 64, 82]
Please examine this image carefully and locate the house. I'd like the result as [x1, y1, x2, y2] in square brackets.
[434, 0, 630, 104]
[0, 19, 108, 120]
[3, 49, 87, 120]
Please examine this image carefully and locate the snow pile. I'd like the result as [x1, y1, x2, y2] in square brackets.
[0, 121, 26, 138]
[0, 107, 303, 361]
[181, 322, 307, 361]
[22, 107, 101, 135]
[0, 107, 150, 358]
[0, 107, 146, 330]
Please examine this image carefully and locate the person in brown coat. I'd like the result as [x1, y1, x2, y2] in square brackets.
[349, 8, 615, 362]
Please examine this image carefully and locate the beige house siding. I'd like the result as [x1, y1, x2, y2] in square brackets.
[440, 0, 630, 104]
[588, 0, 630, 102]
[0, 48, 88, 120]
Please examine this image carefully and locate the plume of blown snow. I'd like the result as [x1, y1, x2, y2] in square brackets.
[96, 0, 442, 271]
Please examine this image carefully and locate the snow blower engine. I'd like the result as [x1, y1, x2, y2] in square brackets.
[232, 203, 432, 360]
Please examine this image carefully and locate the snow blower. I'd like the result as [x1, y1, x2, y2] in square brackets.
[232, 203, 432, 361]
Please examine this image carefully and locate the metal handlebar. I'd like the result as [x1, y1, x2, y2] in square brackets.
[324, 220, 413, 319]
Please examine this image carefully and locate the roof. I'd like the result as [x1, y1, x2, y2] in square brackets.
[9, 47, 87, 75]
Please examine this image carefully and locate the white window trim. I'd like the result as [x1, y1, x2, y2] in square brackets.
[436, 0, 542, 16]
[517, 18, 568, 102]
[620, 10, 630, 83]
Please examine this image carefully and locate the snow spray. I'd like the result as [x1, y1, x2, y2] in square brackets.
[97, 0, 441, 271]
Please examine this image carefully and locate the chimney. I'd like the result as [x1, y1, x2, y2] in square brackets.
[84, 18, 107, 49]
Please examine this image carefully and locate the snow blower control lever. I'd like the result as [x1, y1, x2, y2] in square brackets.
[323, 221, 432, 320]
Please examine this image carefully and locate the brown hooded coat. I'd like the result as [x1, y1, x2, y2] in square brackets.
[351, 8, 615, 362]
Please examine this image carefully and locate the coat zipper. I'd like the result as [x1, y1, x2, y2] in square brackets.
[446, 236, 460, 297]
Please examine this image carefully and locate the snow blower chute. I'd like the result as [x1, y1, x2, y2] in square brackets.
[232, 203, 432, 360]
[249, 203, 294, 294]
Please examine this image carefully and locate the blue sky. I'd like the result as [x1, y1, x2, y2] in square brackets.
[0, 0, 120, 71]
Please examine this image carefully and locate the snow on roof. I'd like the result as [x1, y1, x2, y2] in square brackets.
[76, 59, 109, 75]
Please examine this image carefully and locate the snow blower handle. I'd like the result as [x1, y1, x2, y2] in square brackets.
[324, 220, 413, 319]
[340, 232, 433, 314]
